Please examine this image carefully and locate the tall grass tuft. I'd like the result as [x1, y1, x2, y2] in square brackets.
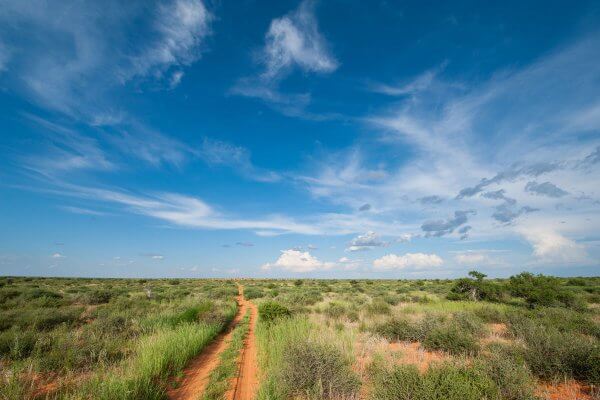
[83, 322, 222, 400]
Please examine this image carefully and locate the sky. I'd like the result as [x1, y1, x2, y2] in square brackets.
[1, 0, 599, 279]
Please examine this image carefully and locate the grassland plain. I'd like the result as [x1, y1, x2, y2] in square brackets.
[1, 273, 599, 399]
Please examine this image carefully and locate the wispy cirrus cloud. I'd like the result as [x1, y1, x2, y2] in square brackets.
[122, 0, 211, 85]
[0, 0, 212, 116]
[231, 0, 338, 117]
[198, 138, 280, 182]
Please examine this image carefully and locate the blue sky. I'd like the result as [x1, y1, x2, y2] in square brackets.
[1, 0, 599, 278]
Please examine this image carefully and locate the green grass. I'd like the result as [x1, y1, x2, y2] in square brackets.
[256, 315, 359, 400]
[0, 277, 238, 399]
[81, 322, 223, 399]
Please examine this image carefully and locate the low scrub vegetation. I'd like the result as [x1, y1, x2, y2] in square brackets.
[0, 277, 238, 399]
[1, 274, 599, 399]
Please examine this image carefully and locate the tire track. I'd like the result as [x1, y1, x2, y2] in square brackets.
[167, 286, 247, 400]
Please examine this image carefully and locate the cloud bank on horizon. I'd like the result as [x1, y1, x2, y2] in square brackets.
[0, 0, 599, 278]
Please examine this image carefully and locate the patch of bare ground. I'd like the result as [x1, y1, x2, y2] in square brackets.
[535, 380, 596, 400]
[167, 287, 247, 400]
[226, 295, 259, 400]
[480, 322, 513, 346]
[354, 333, 452, 400]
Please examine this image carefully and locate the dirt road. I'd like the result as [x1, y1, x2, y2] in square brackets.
[167, 284, 259, 400]
[227, 294, 259, 400]
[167, 286, 247, 400]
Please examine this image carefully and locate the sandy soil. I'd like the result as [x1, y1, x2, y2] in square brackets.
[167, 286, 247, 400]
[536, 380, 596, 400]
[227, 294, 259, 400]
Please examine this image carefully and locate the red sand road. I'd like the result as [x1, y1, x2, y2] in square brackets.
[227, 295, 259, 400]
[167, 286, 248, 400]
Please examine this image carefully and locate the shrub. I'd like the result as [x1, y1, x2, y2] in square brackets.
[511, 320, 600, 385]
[259, 301, 291, 323]
[452, 312, 486, 336]
[371, 362, 500, 400]
[473, 305, 506, 323]
[244, 287, 264, 299]
[324, 302, 346, 319]
[85, 290, 113, 304]
[481, 344, 536, 400]
[448, 271, 503, 302]
[374, 318, 421, 342]
[508, 272, 585, 309]
[366, 299, 391, 316]
[30, 307, 82, 331]
[279, 339, 360, 399]
[422, 325, 479, 355]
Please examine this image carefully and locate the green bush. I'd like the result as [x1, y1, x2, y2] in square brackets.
[244, 287, 264, 299]
[448, 271, 503, 302]
[422, 325, 479, 355]
[366, 299, 391, 316]
[510, 319, 600, 385]
[452, 312, 486, 336]
[508, 272, 585, 310]
[324, 302, 347, 319]
[279, 338, 360, 399]
[473, 305, 506, 323]
[85, 290, 113, 304]
[370, 362, 500, 400]
[481, 344, 537, 400]
[374, 318, 421, 342]
[259, 301, 291, 323]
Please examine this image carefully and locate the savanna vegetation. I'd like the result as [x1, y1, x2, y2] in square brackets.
[0, 277, 238, 399]
[1, 273, 599, 399]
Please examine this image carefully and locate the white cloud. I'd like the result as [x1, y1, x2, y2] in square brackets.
[346, 231, 387, 251]
[261, 0, 337, 80]
[125, 0, 211, 83]
[51, 253, 65, 259]
[261, 249, 334, 273]
[231, 0, 337, 118]
[518, 227, 588, 264]
[198, 138, 280, 182]
[373, 253, 443, 270]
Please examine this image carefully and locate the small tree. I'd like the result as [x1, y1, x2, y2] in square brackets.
[448, 270, 502, 302]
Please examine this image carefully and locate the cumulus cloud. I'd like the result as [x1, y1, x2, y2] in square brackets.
[525, 181, 569, 198]
[261, 249, 334, 272]
[51, 253, 65, 259]
[421, 210, 474, 237]
[373, 253, 443, 270]
[346, 231, 387, 251]
[518, 227, 587, 264]
[453, 250, 501, 266]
